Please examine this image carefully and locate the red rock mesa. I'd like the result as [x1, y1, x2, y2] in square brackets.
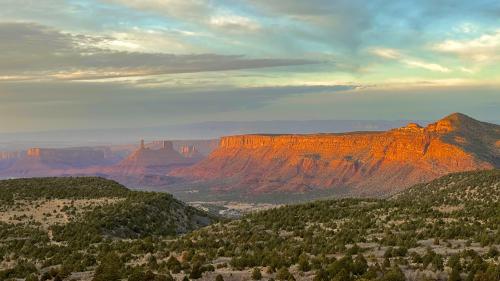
[172, 113, 500, 195]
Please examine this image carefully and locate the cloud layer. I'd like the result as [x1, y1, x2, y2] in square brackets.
[0, 0, 499, 133]
[0, 23, 317, 81]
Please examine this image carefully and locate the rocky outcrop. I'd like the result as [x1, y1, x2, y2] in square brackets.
[171, 113, 500, 195]
[111, 141, 201, 176]
[180, 145, 204, 160]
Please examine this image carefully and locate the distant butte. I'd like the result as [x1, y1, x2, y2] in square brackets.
[112, 140, 200, 176]
[171, 113, 500, 195]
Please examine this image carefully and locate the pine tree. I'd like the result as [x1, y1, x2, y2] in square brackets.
[298, 254, 311, 272]
[448, 268, 461, 281]
[92, 252, 122, 281]
[276, 267, 292, 281]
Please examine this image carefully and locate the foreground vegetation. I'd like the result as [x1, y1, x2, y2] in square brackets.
[163, 170, 499, 281]
[0, 177, 214, 281]
[0, 170, 499, 281]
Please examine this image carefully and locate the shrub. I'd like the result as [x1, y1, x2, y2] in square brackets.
[252, 268, 262, 280]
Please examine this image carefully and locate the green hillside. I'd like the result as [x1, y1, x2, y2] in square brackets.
[0, 177, 130, 203]
[1, 171, 499, 281]
[164, 170, 500, 281]
[0, 177, 215, 281]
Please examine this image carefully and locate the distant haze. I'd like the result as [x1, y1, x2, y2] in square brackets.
[0, 119, 435, 150]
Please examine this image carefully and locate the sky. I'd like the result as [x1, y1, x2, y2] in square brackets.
[0, 0, 499, 133]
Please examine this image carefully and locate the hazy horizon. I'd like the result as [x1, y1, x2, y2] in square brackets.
[0, 119, 431, 149]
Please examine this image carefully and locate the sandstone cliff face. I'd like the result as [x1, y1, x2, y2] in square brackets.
[171, 113, 500, 195]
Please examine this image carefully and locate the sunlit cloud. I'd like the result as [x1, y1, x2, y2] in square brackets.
[104, 0, 213, 21]
[210, 14, 261, 32]
[402, 59, 450, 73]
[0, 23, 317, 81]
[434, 30, 500, 62]
[369, 48, 402, 59]
[90, 28, 203, 54]
[459, 67, 477, 74]
[369, 48, 450, 73]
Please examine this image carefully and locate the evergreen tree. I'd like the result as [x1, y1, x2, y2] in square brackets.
[381, 266, 405, 281]
[298, 254, 311, 272]
[352, 254, 368, 276]
[448, 268, 461, 281]
[167, 256, 182, 274]
[276, 267, 292, 281]
[189, 263, 203, 279]
[92, 252, 123, 281]
[332, 269, 351, 281]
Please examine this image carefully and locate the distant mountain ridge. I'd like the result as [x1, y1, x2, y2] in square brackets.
[1, 147, 118, 177]
[0, 140, 211, 185]
[172, 113, 500, 195]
